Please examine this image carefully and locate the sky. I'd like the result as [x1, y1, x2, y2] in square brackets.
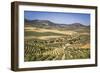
[24, 11, 90, 25]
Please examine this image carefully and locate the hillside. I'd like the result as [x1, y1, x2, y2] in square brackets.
[24, 19, 90, 61]
[24, 19, 90, 32]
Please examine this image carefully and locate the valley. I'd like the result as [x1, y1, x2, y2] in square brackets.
[24, 20, 90, 61]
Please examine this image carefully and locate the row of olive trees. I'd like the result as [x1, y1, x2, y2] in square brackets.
[24, 33, 90, 61]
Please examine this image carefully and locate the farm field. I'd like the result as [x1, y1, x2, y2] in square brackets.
[24, 20, 90, 61]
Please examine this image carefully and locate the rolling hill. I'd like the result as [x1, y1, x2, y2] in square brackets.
[24, 19, 89, 30]
[24, 19, 90, 61]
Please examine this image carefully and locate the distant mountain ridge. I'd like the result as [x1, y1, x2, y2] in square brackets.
[24, 19, 89, 29]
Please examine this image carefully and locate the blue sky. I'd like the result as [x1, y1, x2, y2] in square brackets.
[24, 11, 90, 25]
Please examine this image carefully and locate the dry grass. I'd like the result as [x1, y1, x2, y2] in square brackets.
[25, 27, 77, 35]
[81, 44, 90, 49]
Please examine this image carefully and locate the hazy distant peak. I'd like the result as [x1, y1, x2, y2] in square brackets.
[70, 23, 85, 26]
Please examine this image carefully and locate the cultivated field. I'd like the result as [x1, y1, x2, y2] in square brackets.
[24, 21, 90, 61]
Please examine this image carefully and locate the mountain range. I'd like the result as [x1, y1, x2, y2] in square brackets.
[24, 19, 90, 29]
